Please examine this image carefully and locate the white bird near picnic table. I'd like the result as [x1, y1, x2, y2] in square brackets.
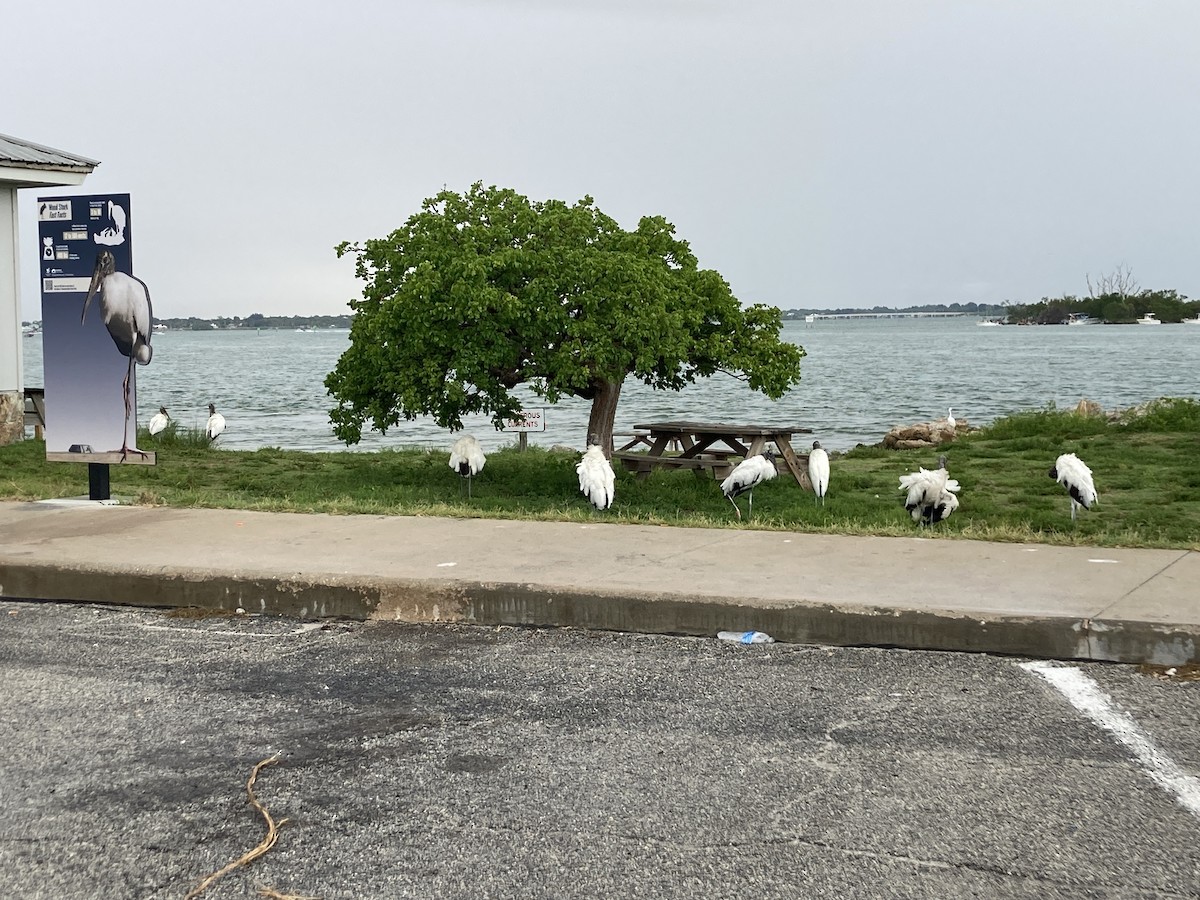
[82, 249, 153, 460]
[807, 440, 830, 505]
[899, 455, 960, 525]
[205, 403, 226, 442]
[1049, 452, 1097, 522]
[148, 407, 170, 436]
[720, 450, 777, 520]
[449, 433, 487, 498]
[577, 443, 615, 510]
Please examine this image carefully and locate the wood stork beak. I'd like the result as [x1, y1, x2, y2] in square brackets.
[81, 251, 114, 324]
[82, 271, 101, 324]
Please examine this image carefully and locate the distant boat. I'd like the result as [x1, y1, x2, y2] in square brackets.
[1136, 312, 1162, 325]
[1185, 315, 1200, 326]
[976, 318, 1002, 327]
[1065, 313, 1095, 326]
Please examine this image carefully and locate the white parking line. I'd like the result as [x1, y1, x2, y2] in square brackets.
[1020, 661, 1200, 820]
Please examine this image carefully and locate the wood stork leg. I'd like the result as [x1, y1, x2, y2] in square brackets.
[1071, 500, 1078, 523]
[727, 494, 742, 520]
[747, 490, 754, 519]
[467, 475, 473, 500]
[118, 356, 148, 461]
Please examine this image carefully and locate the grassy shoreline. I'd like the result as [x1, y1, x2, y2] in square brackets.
[2, 402, 1198, 550]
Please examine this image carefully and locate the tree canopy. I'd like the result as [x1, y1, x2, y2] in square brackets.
[326, 183, 805, 451]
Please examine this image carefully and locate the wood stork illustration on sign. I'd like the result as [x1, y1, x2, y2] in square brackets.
[807, 440, 830, 505]
[577, 442, 615, 510]
[205, 403, 226, 442]
[82, 249, 153, 460]
[720, 449, 777, 520]
[148, 407, 170, 436]
[449, 433, 487, 498]
[1049, 452, 1097, 522]
[898, 455, 960, 525]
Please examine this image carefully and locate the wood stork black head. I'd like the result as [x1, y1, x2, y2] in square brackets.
[82, 250, 117, 324]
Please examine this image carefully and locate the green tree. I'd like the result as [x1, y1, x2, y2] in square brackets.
[326, 183, 805, 452]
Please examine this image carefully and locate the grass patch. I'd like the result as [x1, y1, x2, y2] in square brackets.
[137, 422, 212, 449]
[4, 402, 1199, 550]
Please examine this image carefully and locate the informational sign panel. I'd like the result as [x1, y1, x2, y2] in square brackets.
[37, 193, 154, 463]
[504, 408, 546, 432]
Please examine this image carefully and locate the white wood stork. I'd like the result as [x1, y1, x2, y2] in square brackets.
[577, 443, 615, 510]
[448, 433, 487, 498]
[720, 450, 777, 520]
[807, 440, 830, 505]
[148, 407, 170, 436]
[898, 454, 960, 525]
[1049, 452, 1097, 522]
[205, 403, 226, 442]
[82, 249, 153, 460]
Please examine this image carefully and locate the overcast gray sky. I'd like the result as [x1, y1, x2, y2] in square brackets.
[7, 0, 1199, 320]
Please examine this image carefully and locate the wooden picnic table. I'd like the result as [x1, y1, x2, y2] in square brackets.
[613, 420, 814, 487]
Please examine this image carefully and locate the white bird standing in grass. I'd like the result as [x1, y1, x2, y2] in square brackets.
[807, 440, 830, 505]
[1049, 452, 1097, 522]
[720, 450, 777, 520]
[205, 403, 226, 442]
[899, 455, 960, 525]
[577, 442, 615, 510]
[148, 407, 170, 436]
[82, 249, 153, 460]
[449, 433, 487, 498]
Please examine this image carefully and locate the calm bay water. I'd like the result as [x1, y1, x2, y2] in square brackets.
[20, 318, 1200, 454]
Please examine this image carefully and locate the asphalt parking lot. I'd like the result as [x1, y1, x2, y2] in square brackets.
[2, 600, 1198, 899]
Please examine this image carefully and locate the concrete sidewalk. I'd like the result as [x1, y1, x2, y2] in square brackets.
[0, 499, 1196, 665]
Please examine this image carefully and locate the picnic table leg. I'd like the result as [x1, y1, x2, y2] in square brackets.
[628, 434, 674, 480]
[676, 436, 721, 459]
[774, 437, 812, 490]
[648, 435, 673, 456]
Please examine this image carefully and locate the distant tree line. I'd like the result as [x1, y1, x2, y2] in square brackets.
[155, 313, 355, 330]
[1002, 289, 1198, 325]
[783, 302, 1007, 318]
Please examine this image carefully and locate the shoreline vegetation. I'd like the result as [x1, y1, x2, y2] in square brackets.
[3, 400, 1197, 551]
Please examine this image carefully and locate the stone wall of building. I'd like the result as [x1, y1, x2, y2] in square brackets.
[0, 390, 22, 445]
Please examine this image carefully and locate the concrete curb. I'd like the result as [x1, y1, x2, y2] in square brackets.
[3, 560, 1196, 665]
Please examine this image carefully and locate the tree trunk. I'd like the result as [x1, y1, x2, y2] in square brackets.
[585, 379, 622, 458]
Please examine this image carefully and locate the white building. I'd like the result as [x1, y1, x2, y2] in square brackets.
[0, 133, 97, 444]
